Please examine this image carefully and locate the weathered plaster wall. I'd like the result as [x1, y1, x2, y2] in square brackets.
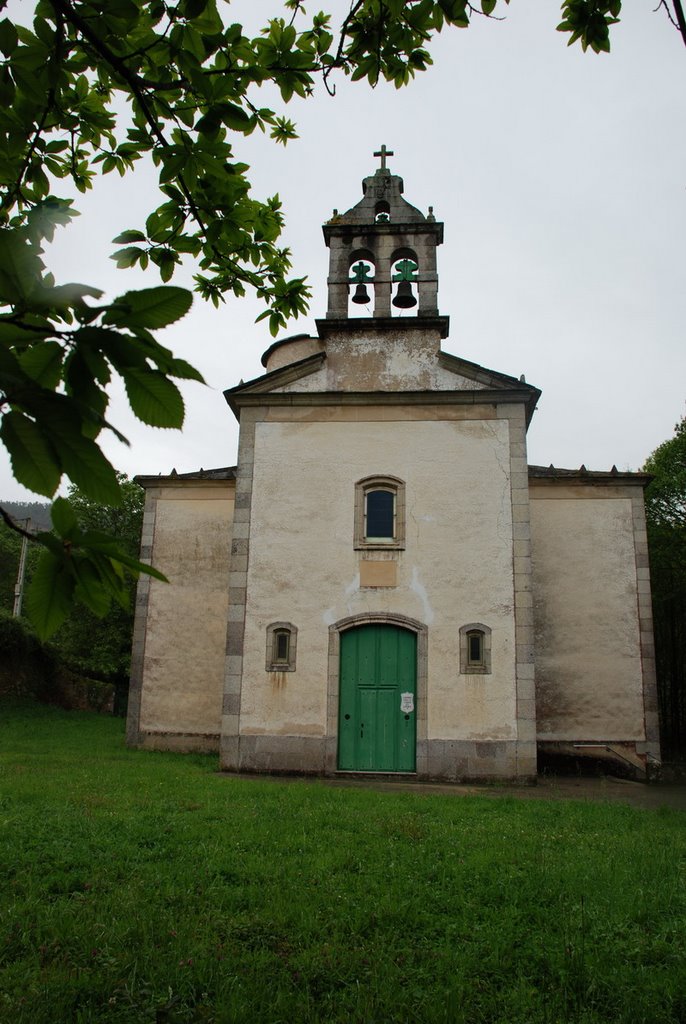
[136, 484, 233, 744]
[530, 489, 646, 741]
[264, 336, 324, 373]
[239, 415, 518, 745]
[276, 332, 490, 393]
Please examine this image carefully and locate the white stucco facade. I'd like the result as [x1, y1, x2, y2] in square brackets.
[241, 417, 517, 743]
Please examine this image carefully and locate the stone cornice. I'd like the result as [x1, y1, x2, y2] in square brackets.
[529, 465, 652, 487]
[315, 315, 450, 339]
[135, 469, 236, 488]
[322, 220, 444, 244]
[223, 352, 327, 417]
[228, 387, 537, 414]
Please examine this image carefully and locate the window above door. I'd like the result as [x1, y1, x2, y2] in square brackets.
[354, 475, 406, 550]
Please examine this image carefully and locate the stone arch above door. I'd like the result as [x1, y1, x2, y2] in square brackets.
[325, 613, 428, 774]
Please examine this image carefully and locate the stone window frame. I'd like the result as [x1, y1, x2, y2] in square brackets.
[265, 621, 298, 672]
[459, 622, 492, 675]
[354, 475, 406, 551]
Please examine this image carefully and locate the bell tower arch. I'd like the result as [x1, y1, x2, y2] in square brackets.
[321, 146, 446, 328]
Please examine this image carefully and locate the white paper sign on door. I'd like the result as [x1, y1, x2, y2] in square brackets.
[400, 692, 414, 714]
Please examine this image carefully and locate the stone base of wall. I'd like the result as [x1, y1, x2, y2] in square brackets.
[229, 734, 328, 774]
[218, 734, 536, 782]
[425, 739, 535, 782]
[136, 731, 219, 753]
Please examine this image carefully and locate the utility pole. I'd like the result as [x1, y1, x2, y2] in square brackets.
[12, 518, 31, 618]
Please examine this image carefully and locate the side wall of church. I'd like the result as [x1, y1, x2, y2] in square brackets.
[222, 404, 535, 779]
[127, 481, 234, 751]
[529, 482, 660, 764]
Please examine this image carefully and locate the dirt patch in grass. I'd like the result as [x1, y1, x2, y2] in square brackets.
[222, 770, 686, 811]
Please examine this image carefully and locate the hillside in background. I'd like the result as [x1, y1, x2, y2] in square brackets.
[2, 502, 52, 531]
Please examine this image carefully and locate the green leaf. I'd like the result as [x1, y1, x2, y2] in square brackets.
[0, 230, 45, 304]
[33, 282, 104, 308]
[54, 431, 122, 505]
[80, 529, 168, 582]
[72, 554, 112, 616]
[18, 341, 63, 388]
[182, 24, 206, 61]
[0, 410, 60, 496]
[105, 286, 193, 329]
[167, 357, 205, 384]
[25, 548, 74, 639]
[0, 18, 19, 56]
[112, 246, 145, 269]
[122, 367, 185, 427]
[112, 229, 146, 244]
[220, 102, 256, 132]
[51, 496, 80, 539]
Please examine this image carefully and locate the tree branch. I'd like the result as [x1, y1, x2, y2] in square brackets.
[323, 0, 365, 93]
[0, 506, 38, 541]
[48, 0, 209, 237]
[1, 10, 64, 214]
[671, 0, 686, 46]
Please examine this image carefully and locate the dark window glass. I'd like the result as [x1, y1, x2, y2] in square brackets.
[366, 489, 394, 539]
[274, 631, 290, 662]
[468, 632, 483, 664]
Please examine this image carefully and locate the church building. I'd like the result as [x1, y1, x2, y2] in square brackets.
[126, 152, 661, 781]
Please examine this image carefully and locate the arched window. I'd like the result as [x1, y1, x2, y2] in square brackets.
[375, 200, 390, 223]
[390, 249, 418, 315]
[459, 623, 492, 675]
[467, 630, 484, 666]
[366, 487, 395, 541]
[265, 622, 298, 672]
[348, 253, 375, 316]
[354, 476, 405, 550]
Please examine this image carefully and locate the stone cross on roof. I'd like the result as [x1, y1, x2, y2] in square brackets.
[373, 144, 394, 171]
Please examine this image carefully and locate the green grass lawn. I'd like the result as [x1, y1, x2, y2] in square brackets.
[1, 702, 685, 1024]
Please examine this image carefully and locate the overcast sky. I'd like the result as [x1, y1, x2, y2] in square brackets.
[2, 2, 685, 502]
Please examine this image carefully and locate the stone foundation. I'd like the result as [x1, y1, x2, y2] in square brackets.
[136, 731, 220, 754]
[218, 734, 535, 782]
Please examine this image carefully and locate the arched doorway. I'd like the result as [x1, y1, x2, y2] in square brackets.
[338, 624, 417, 772]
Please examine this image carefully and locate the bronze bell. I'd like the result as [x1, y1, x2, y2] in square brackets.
[352, 283, 371, 304]
[392, 280, 417, 309]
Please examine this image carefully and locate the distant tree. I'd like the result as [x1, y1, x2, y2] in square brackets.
[643, 417, 686, 761]
[45, 475, 144, 688]
[0, 477, 141, 711]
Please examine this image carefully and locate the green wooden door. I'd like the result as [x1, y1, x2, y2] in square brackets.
[338, 625, 417, 772]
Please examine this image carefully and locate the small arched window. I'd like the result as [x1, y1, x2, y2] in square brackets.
[266, 622, 297, 672]
[354, 476, 405, 550]
[459, 623, 492, 675]
[375, 200, 390, 223]
[467, 630, 484, 667]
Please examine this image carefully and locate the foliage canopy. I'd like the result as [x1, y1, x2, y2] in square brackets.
[644, 418, 686, 760]
[0, 0, 683, 637]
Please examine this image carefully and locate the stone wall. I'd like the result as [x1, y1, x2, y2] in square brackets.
[529, 481, 657, 763]
[127, 480, 234, 751]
